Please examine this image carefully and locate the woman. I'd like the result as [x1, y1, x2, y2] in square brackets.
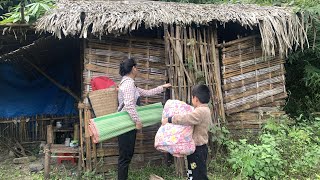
[117, 58, 171, 180]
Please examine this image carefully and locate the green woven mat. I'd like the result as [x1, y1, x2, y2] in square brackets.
[92, 102, 163, 142]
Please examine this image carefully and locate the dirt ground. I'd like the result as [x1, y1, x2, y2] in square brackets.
[0, 145, 80, 180]
[0, 146, 39, 179]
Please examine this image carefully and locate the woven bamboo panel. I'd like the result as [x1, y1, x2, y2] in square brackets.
[83, 36, 166, 104]
[220, 36, 287, 115]
[83, 35, 166, 172]
[226, 107, 286, 139]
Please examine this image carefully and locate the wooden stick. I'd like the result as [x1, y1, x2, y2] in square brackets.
[78, 107, 85, 168]
[166, 31, 193, 84]
[212, 28, 226, 122]
[22, 58, 81, 102]
[85, 109, 92, 171]
[216, 35, 260, 48]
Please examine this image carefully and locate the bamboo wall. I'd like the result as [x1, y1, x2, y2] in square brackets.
[81, 35, 167, 172]
[164, 25, 224, 124]
[164, 24, 224, 176]
[219, 35, 287, 135]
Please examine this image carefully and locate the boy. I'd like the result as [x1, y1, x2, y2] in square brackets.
[162, 84, 212, 180]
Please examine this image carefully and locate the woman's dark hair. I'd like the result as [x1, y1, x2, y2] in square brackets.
[192, 84, 211, 103]
[119, 58, 137, 76]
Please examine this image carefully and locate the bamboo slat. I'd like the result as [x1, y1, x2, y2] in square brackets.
[218, 35, 288, 136]
[223, 70, 285, 91]
[226, 92, 287, 114]
[223, 59, 285, 78]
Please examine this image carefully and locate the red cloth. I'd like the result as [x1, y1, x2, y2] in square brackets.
[90, 76, 116, 91]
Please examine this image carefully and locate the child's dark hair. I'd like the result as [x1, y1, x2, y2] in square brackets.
[119, 58, 137, 76]
[192, 84, 211, 103]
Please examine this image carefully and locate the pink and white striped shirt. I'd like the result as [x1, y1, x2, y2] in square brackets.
[118, 76, 164, 123]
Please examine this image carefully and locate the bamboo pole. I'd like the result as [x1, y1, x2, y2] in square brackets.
[182, 27, 188, 103]
[170, 25, 178, 99]
[85, 109, 92, 171]
[78, 105, 85, 168]
[216, 35, 260, 48]
[211, 28, 226, 122]
[166, 31, 193, 84]
[92, 136, 97, 169]
[164, 24, 173, 98]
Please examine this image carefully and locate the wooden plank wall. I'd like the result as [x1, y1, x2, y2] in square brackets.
[82, 35, 167, 172]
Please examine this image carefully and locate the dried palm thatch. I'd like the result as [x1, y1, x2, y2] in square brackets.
[36, 0, 308, 56]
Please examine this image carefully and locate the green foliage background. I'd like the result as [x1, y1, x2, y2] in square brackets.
[0, 0, 54, 24]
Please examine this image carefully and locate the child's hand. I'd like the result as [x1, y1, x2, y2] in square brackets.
[162, 118, 168, 126]
[136, 121, 143, 130]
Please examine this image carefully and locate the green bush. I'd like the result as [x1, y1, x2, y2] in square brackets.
[225, 116, 320, 179]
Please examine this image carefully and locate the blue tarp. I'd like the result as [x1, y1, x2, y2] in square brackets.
[0, 59, 78, 118]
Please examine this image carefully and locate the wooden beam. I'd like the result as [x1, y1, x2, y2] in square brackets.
[22, 57, 81, 101]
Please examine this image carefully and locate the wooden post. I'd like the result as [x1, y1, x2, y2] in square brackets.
[78, 105, 85, 169]
[74, 123, 79, 141]
[78, 149, 82, 176]
[85, 109, 92, 171]
[174, 157, 185, 177]
[44, 144, 51, 179]
[92, 137, 97, 169]
[46, 125, 53, 144]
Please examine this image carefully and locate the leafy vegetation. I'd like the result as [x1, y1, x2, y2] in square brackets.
[209, 116, 320, 179]
[0, 0, 55, 24]
[284, 18, 320, 119]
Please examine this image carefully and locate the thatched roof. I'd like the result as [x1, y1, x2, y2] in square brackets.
[36, 0, 308, 56]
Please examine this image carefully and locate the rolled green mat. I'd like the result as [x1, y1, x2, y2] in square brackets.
[89, 102, 163, 143]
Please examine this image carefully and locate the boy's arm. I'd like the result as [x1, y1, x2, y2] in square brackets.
[169, 108, 203, 125]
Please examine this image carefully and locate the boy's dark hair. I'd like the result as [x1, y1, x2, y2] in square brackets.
[119, 58, 137, 76]
[192, 84, 211, 103]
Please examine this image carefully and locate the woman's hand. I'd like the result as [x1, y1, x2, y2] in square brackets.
[162, 83, 172, 89]
[135, 121, 143, 130]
